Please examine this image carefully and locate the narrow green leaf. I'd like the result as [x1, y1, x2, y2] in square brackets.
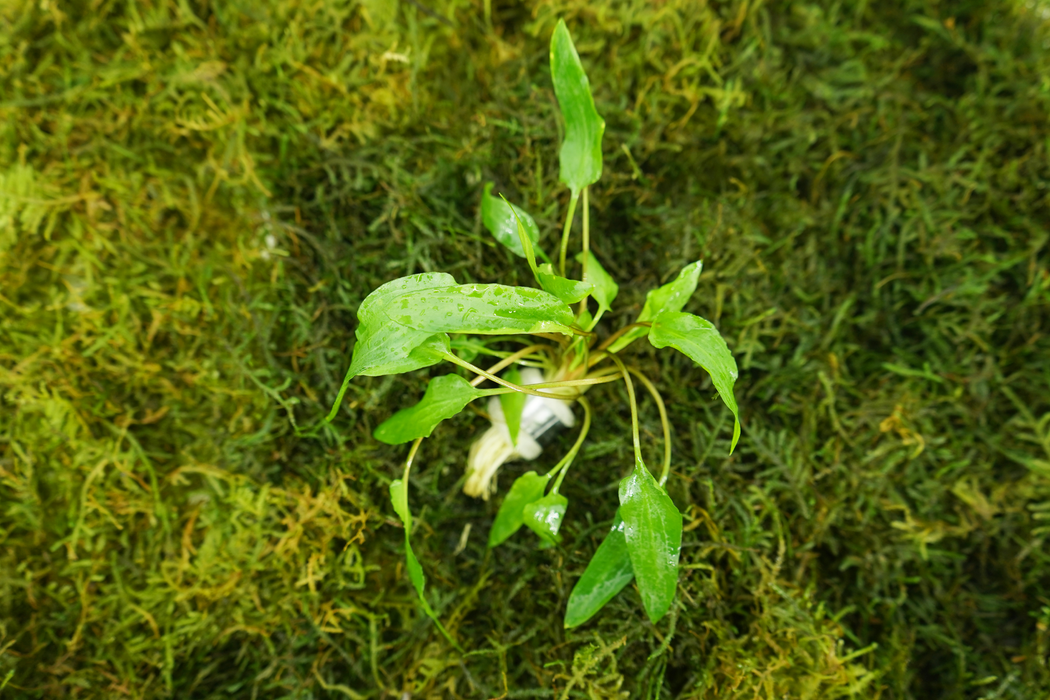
[537, 263, 593, 304]
[499, 368, 526, 446]
[551, 20, 605, 194]
[618, 457, 682, 624]
[374, 374, 486, 445]
[389, 479, 461, 649]
[607, 261, 703, 354]
[564, 511, 635, 628]
[575, 250, 618, 315]
[482, 183, 541, 259]
[523, 492, 569, 545]
[390, 283, 577, 337]
[649, 310, 740, 452]
[488, 471, 552, 547]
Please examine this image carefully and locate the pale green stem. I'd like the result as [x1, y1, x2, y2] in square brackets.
[578, 187, 591, 315]
[550, 397, 593, 493]
[476, 374, 620, 398]
[610, 355, 642, 462]
[628, 368, 672, 485]
[558, 191, 580, 277]
[403, 437, 424, 482]
[468, 344, 551, 387]
[444, 352, 597, 400]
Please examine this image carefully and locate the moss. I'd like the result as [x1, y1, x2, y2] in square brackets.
[1, 0, 1049, 697]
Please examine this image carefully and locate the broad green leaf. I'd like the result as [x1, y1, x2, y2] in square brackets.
[374, 374, 486, 445]
[389, 479, 460, 649]
[537, 263, 593, 304]
[499, 368, 526, 446]
[551, 20, 605, 194]
[349, 273, 458, 377]
[482, 183, 541, 259]
[564, 511, 635, 628]
[575, 250, 618, 315]
[523, 492, 569, 545]
[607, 261, 703, 354]
[618, 457, 682, 624]
[649, 311, 740, 452]
[391, 284, 577, 337]
[488, 471, 552, 547]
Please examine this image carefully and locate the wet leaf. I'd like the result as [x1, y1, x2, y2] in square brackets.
[523, 491, 569, 546]
[619, 457, 682, 624]
[564, 511, 635, 628]
[349, 273, 456, 377]
[488, 471, 552, 547]
[390, 283, 577, 337]
[374, 374, 486, 445]
[649, 310, 740, 452]
[551, 19, 605, 195]
[607, 261, 703, 353]
[482, 183, 541, 259]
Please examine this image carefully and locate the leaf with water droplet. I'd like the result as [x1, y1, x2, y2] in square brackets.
[564, 510, 634, 628]
[648, 310, 740, 452]
[488, 471, 552, 547]
[349, 273, 456, 377]
[392, 284, 576, 337]
[618, 456, 682, 624]
[374, 374, 486, 445]
[523, 492, 568, 546]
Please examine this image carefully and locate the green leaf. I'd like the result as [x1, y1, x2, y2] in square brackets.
[607, 261, 703, 354]
[391, 283, 577, 337]
[499, 368, 526, 446]
[618, 457, 682, 624]
[537, 263, 593, 304]
[575, 250, 618, 315]
[564, 511, 635, 628]
[389, 479, 461, 649]
[551, 20, 605, 194]
[649, 310, 740, 452]
[488, 471, 552, 547]
[482, 183, 541, 259]
[523, 492, 569, 545]
[349, 273, 457, 377]
[374, 374, 486, 445]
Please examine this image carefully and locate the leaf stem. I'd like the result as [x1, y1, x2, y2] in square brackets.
[322, 364, 356, 425]
[477, 374, 621, 398]
[610, 355, 641, 462]
[403, 436, 424, 482]
[628, 367, 672, 485]
[550, 396, 592, 493]
[558, 191, 580, 276]
[577, 187, 590, 316]
[594, 322, 652, 356]
[468, 344, 551, 387]
[443, 352, 587, 400]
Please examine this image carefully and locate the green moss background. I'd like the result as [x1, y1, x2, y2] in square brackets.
[2, 0, 1050, 697]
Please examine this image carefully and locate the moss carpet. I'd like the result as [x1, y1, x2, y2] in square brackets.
[2, 0, 1049, 697]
